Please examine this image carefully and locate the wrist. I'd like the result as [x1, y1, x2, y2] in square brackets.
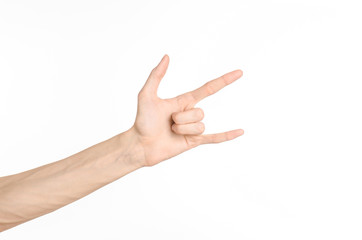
[115, 127, 146, 169]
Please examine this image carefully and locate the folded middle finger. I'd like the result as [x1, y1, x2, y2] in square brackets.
[171, 108, 204, 124]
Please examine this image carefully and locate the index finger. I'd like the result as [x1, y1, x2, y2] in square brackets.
[189, 69, 243, 103]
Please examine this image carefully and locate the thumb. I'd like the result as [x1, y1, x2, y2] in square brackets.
[142, 54, 169, 96]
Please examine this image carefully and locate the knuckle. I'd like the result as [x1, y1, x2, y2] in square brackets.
[225, 131, 230, 141]
[171, 112, 179, 123]
[176, 95, 185, 108]
[187, 136, 201, 148]
[221, 75, 228, 84]
[176, 94, 194, 111]
[196, 108, 204, 120]
[151, 68, 161, 79]
[198, 122, 205, 133]
[172, 124, 180, 133]
[138, 89, 150, 100]
[211, 134, 217, 143]
[138, 90, 145, 99]
[205, 82, 215, 95]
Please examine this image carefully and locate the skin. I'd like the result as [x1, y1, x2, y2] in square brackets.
[0, 54, 244, 232]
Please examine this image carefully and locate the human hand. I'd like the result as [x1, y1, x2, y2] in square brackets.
[131, 54, 244, 167]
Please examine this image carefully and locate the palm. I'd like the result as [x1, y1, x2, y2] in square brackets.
[132, 55, 244, 166]
[134, 96, 187, 163]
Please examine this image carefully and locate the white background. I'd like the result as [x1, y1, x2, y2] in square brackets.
[1, 0, 361, 239]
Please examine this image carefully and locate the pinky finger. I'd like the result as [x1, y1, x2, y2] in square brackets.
[200, 129, 244, 144]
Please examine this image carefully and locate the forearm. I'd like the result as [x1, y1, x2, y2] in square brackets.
[0, 127, 144, 232]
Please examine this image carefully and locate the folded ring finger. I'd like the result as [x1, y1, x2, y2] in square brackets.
[172, 122, 205, 135]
